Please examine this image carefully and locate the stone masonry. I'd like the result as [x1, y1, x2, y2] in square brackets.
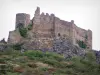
[8, 7, 92, 50]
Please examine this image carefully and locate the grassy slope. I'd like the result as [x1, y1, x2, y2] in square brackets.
[0, 50, 100, 75]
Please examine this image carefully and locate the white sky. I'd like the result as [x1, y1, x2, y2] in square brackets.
[0, 0, 100, 50]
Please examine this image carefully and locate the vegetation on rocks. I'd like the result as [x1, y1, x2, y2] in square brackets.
[17, 23, 27, 38]
[19, 27, 27, 38]
[77, 40, 87, 49]
[0, 50, 100, 75]
[27, 24, 33, 30]
[12, 43, 22, 50]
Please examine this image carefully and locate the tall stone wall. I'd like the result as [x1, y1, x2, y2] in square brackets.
[54, 18, 92, 49]
[73, 24, 92, 49]
[54, 17, 71, 39]
[32, 7, 55, 39]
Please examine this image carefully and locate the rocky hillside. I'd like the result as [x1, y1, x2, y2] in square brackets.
[0, 50, 100, 75]
[0, 38, 100, 64]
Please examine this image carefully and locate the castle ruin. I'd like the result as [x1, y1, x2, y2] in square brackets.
[8, 7, 92, 49]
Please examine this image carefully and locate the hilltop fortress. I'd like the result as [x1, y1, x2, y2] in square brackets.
[8, 7, 92, 50]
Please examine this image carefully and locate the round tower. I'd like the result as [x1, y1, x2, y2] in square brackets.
[16, 13, 30, 29]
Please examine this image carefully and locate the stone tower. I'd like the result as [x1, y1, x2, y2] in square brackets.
[69, 20, 76, 44]
[16, 13, 30, 29]
[33, 7, 40, 25]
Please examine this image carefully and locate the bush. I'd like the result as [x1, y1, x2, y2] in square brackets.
[77, 40, 87, 49]
[44, 52, 64, 61]
[6, 72, 20, 75]
[19, 27, 27, 38]
[0, 58, 6, 64]
[0, 64, 13, 75]
[27, 24, 33, 30]
[85, 51, 96, 62]
[42, 58, 59, 67]
[68, 52, 100, 75]
[1, 49, 14, 55]
[24, 50, 44, 57]
[24, 50, 64, 62]
[12, 43, 22, 50]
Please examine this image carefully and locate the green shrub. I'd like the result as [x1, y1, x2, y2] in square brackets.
[0, 64, 13, 75]
[19, 27, 27, 38]
[27, 63, 37, 68]
[12, 43, 22, 50]
[1, 49, 14, 55]
[39, 67, 48, 71]
[77, 40, 87, 49]
[85, 51, 96, 62]
[70, 56, 86, 71]
[6, 72, 20, 75]
[45, 52, 64, 61]
[24, 50, 65, 63]
[42, 57, 61, 67]
[27, 24, 33, 30]
[0, 58, 6, 63]
[67, 52, 100, 75]
[24, 50, 44, 57]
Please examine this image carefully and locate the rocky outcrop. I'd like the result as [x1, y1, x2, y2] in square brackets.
[94, 51, 100, 64]
[19, 38, 86, 58]
[0, 44, 8, 51]
[51, 38, 86, 58]
[0, 38, 7, 51]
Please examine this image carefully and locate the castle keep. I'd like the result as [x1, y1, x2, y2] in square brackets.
[8, 7, 92, 49]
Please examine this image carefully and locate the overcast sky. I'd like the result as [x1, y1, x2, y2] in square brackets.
[0, 0, 100, 50]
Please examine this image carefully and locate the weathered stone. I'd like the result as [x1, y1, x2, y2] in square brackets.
[16, 13, 30, 29]
[0, 44, 7, 51]
[93, 50, 100, 64]
[0, 38, 7, 44]
[8, 7, 92, 51]
[8, 30, 22, 44]
[33, 7, 40, 25]
[51, 38, 86, 58]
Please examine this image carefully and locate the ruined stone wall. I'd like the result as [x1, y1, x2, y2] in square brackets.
[8, 7, 92, 49]
[87, 30, 92, 49]
[54, 17, 71, 39]
[31, 7, 92, 49]
[73, 24, 92, 49]
[32, 7, 55, 39]
[16, 13, 30, 29]
[8, 30, 22, 44]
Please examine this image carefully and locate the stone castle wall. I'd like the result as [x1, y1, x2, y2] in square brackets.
[8, 30, 22, 44]
[8, 7, 92, 49]
[32, 7, 55, 39]
[73, 24, 92, 49]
